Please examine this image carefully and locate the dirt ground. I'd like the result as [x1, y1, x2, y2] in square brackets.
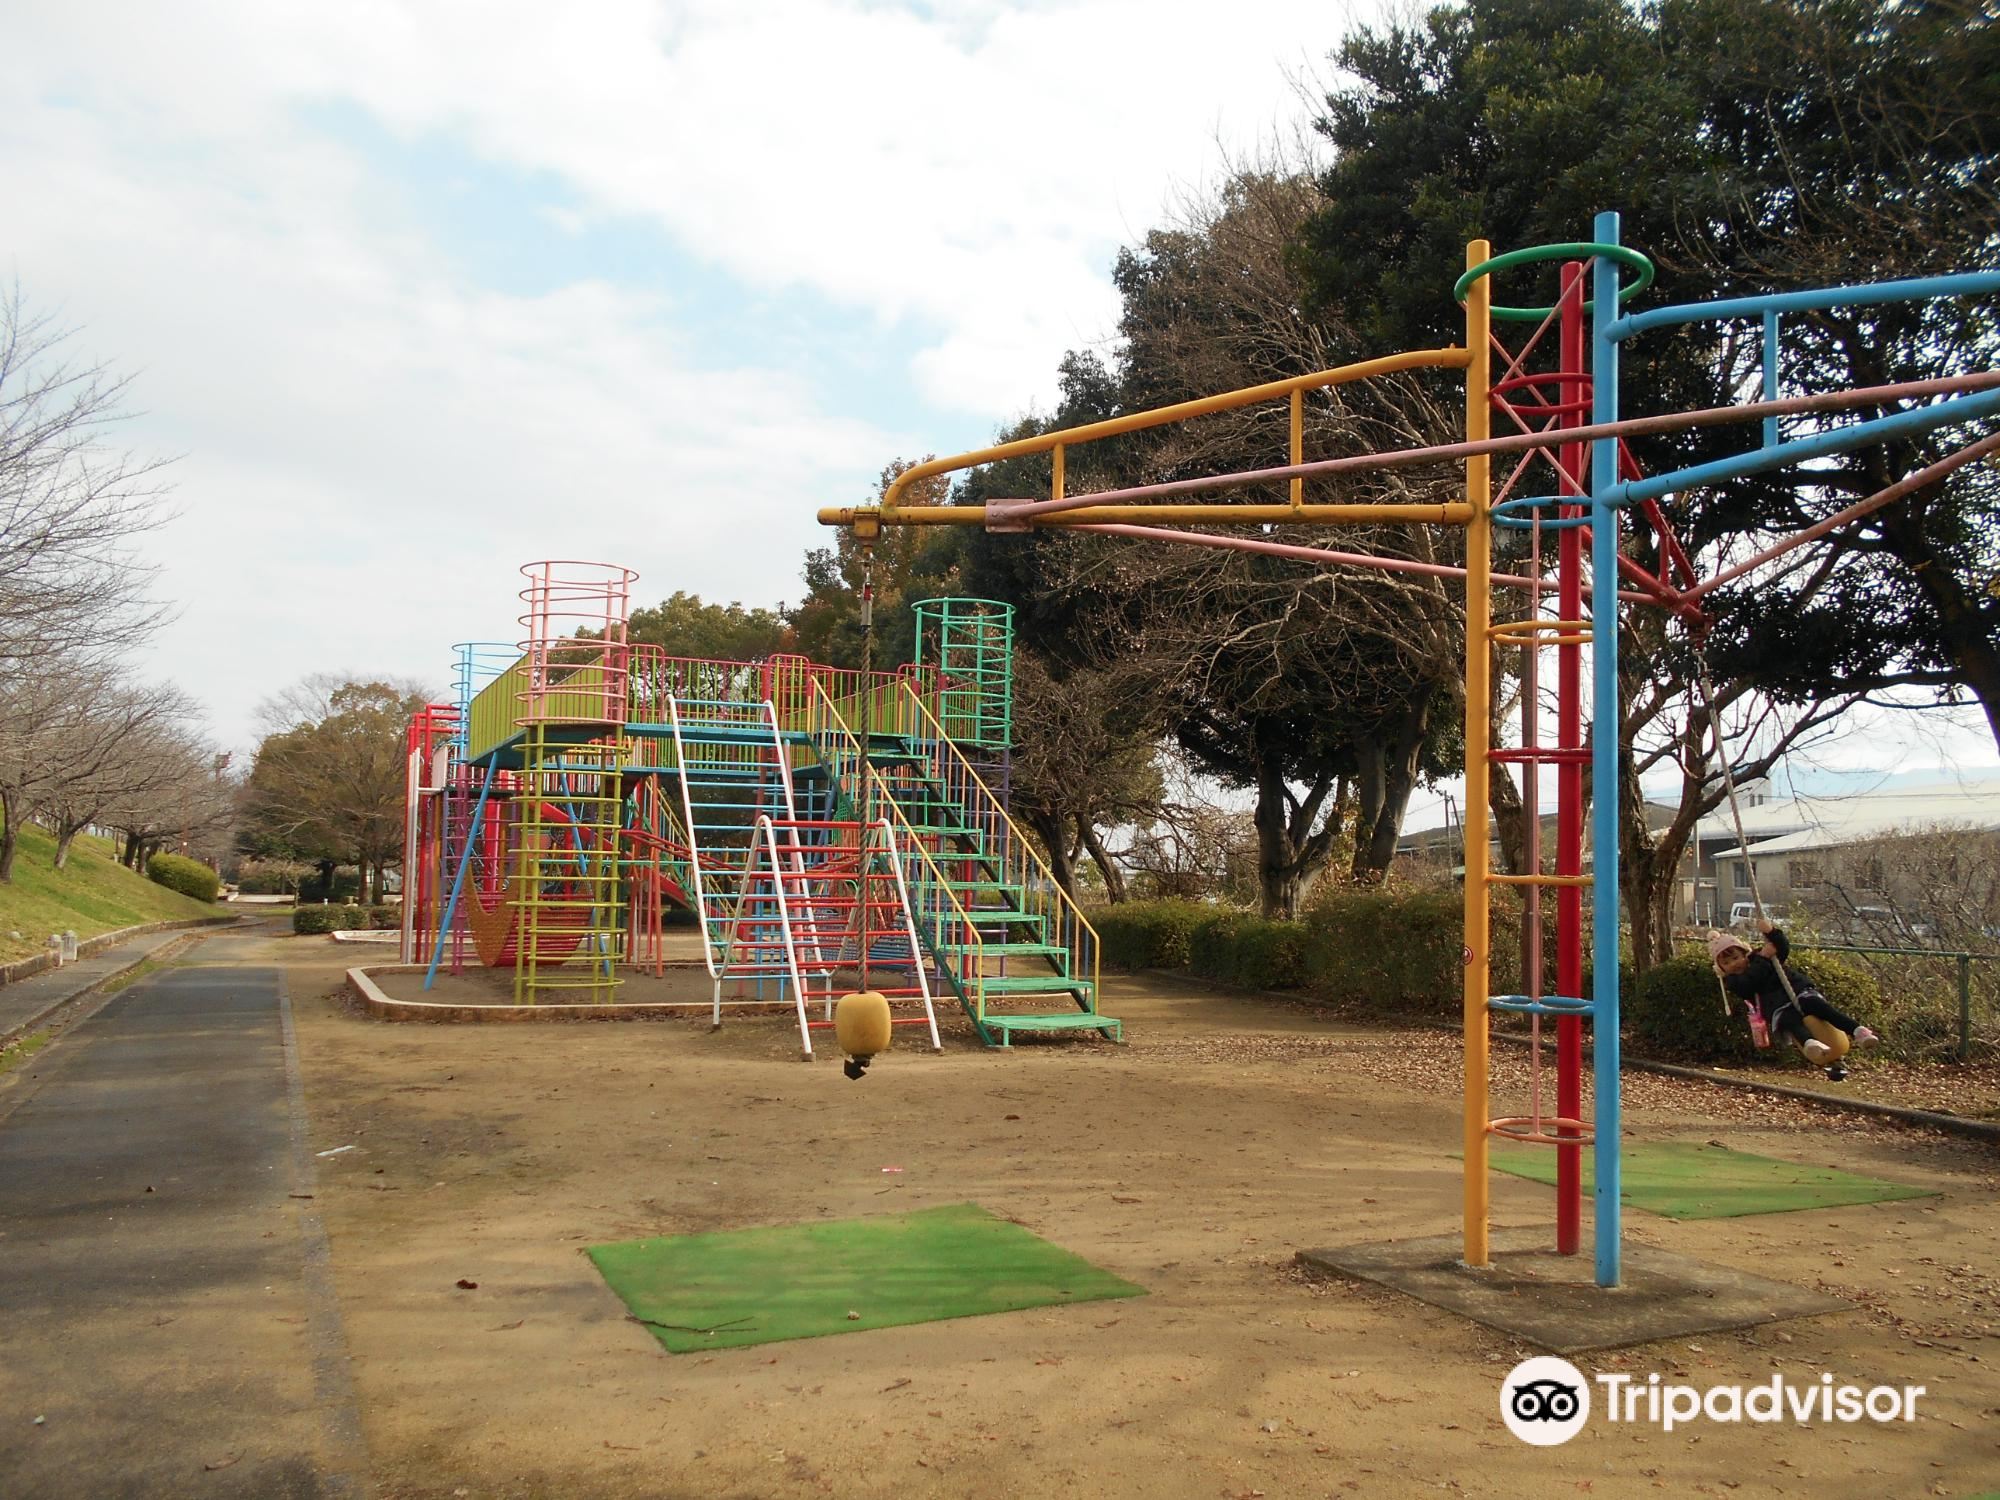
[263, 930, 2000, 1500]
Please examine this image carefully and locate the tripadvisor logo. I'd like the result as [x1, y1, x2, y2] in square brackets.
[1500, 1357, 1925, 1446]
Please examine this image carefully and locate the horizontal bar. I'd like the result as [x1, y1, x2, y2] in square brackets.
[978, 370, 2000, 525]
[1611, 268, 2000, 341]
[823, 501, 1476, 528]
[1608, 387, 2000, 508]
[1688, 427, 2000, 599]
[1070, 523, 1662, 603]
[878, 347, 1474, 511]
[1488, 873, 1593, 888]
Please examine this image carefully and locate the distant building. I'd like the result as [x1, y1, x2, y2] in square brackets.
[1690, 776, 2000, 929]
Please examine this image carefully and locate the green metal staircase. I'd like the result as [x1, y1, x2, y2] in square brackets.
[801, 679, 1117, 1047]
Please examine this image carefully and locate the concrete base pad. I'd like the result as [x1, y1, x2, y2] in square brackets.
[1297, 1227, 1847, 1355]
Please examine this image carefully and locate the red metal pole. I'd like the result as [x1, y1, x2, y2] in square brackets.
[1556, 264, 1586, 1256]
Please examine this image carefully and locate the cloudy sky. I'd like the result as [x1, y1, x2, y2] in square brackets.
[8, 0, 1995, 789]
[5, 0, 1365, 750]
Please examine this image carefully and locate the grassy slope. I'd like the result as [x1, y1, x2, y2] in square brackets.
[0, 825, 218, 965]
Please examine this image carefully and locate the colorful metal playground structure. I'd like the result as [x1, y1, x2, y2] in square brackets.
[399, 575, 1115, 1059]
[812, 215, 2000, 1289]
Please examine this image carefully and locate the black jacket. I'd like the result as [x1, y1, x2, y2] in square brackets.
[1722, 928, 1815, 1015]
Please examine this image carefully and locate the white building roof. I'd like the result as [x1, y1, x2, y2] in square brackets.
[1701, 775, 2000, 859]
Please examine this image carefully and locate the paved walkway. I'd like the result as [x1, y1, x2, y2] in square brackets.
[0, 928, 197, 1043]
[0, 951, 364, 1497]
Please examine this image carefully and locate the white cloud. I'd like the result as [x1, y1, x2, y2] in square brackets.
[14, 0, 1340, 406]
[2, 0, 1354, 747]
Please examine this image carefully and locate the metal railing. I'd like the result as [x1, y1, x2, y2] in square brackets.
[1804, 943, 1998, 1062]
[899, 683, 1100, 1009]
[664, 697, 800, 978]
[802, 678, 988, 1020]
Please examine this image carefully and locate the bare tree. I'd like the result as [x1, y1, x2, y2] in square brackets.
[36, 672, 204, 868]
[0, 287, 174, 667]
[243, 675, 432, 904]
[1006, 653, 1163, 902]
[1121, 750, 1263, 904]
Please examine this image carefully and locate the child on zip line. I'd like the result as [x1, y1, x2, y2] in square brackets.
[1708, 921, 1880, 1082]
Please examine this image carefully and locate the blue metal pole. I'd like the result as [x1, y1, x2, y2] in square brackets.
[424, 758, 498, 991]
[1590, 211, 1624, 1288]
[1607, 386, 2000, 508]
[1610, 266, 2000, 340]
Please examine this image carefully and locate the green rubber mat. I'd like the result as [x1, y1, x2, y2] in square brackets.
[588, 1202, 1145, 1353]
[1488, 1140, 1937, 1219]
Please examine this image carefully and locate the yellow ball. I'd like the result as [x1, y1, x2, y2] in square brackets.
[1801, 1015, 1851, 1060]
[834, 990, 892, 1059]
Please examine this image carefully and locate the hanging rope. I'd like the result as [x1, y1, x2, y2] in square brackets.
[1691, 638, 1803, 1020]
[857, 539, 876, 996]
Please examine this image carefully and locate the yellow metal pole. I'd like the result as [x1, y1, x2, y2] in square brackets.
[1463, 241, 1493, 1269]
[1052, 442, 1065, 503]
[1289, 388, 1304, 511]
[877, 348, 1470, 513]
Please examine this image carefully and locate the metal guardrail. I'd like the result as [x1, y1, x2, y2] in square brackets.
[1808, 943, 1998, 1061]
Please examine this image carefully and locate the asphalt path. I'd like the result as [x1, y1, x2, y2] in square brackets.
[0, 935, 365, 1498]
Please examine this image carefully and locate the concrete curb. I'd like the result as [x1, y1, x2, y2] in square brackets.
[1616, 1055, 2000, 1145]
[346, 962, 739, 1024]
[0, 927, 223, 1047]
[1130, 965, 2000, 1147]
[0, 915, 238, 988]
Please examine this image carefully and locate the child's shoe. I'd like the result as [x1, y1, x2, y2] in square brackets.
[1854, 1026, 1881, 1049]
[1802, 1038, 1834, 1064]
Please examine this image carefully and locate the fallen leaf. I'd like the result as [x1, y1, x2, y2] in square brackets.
[455, 1279, 479, 1290]
[204, 1455, 241, 1472]
[489, 1320, 524, 1331]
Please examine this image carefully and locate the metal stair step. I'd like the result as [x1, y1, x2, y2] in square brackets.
[975, 976, 1093, 996]
[935, 941, 1066, 958]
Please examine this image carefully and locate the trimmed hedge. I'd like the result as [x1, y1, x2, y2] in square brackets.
[1093, 901, 1309, 989]
[1627, 946, 1883, 1063]
[1091, 896, 1909, 1062]
[293, 905, 369, 935]
[1092, 889, 1500, 1010]
[1095, 899, 1211, 971]
[1304, 885, 1526, 1022]
[146, 852, 221, 904]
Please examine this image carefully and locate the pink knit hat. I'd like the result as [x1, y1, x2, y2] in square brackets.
[1707, 929, 1749, 966]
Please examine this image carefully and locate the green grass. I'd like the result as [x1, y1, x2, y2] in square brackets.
[1489, 1140, 1936, 1219]
[590, 1202, 1146, 1354]
[0, 825, 218, 965]
[0, 1031, 51, 1074]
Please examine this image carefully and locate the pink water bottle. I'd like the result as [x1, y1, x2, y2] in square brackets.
[1746, 1001, 1771, 1050]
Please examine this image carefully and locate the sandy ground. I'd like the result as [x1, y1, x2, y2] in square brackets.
[252, 929, 2000, 1500]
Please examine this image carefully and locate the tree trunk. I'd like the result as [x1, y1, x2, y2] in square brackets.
[1488, 755, 1529, 878]
[1350, 701, 1432, 882]
[0, 790, 16, 883]
[1078, 819, 1127, 903]
[1251, 757, 1317, 917]
[1024, 810, 1079, 902]
[1617, 746, 1677, 977]
[53, 821, 81, 870]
